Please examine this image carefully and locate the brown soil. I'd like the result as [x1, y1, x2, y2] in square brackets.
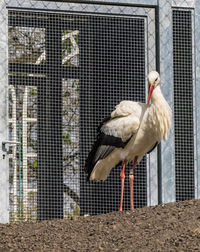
[1, 199, 200, 251]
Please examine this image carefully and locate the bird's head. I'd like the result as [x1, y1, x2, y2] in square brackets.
[146, 71, 160, 108]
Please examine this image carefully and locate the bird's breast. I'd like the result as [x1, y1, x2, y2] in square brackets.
[122, 105, 169, 161]
[123, 126, 157, 160]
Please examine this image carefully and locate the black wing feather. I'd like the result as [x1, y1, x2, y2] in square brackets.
[94, 145, 115, 163]
[97, 116, 111, 132]
[147, 142, 158, 154]
[85, 115, 131, 180]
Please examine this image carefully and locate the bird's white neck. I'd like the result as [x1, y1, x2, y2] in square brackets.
[148, 86, 172, 141]
[151, 86, 164, 104]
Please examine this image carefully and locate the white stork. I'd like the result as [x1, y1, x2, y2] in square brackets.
[85, 71, 172, 211]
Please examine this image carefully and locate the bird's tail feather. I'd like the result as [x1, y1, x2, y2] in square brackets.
[89, 149, 122, 181]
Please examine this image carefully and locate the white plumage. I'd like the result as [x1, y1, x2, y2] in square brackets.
[85, 71, 172, 211]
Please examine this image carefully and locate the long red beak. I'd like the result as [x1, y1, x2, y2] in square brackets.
[146, 84, 154, 109]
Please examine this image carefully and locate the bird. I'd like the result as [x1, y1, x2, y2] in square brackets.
[85, 71, 172, 211]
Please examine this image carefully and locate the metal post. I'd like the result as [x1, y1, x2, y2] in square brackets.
[0, 1, 9, 223]
[158, 0, 175, 203]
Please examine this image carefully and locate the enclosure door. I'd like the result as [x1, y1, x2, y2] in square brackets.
[8, 9, 156, 221]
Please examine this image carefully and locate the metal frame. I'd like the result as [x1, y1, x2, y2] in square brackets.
[172, 0, 194, 8]
[191, 8, 197, 200]
[158, 0, 175, 204]
[0, 1, 9, 224]
[5, 0, 157, 9]
[194, 1, 200, 198]
[4, 0, 157, 220]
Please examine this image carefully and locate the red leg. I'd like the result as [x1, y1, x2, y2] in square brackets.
[129, 171, 134, 211]
[119, 160, 126, 212]
[129, 156, 138, 211]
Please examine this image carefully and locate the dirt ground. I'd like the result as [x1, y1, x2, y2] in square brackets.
[1, 199, 200, 251]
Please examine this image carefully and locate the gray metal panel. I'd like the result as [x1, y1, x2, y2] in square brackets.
[5, 0, 155, 17]
[148, 147, 158, 206]
[77, 0, 157, 4]
[190, 8, 197, 201]
[194, 1, 200, 198]
[5, 0, 157, 9]
[0, 1, 9, 224]
[158, 0, 176, 204]
[172, 0, 194, 8]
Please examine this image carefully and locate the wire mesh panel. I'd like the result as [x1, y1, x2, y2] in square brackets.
[8, 11, 64, 221]
[7, 8, 154, 221]
[173, 10, 195, 201]
[80, 16, 147, 215]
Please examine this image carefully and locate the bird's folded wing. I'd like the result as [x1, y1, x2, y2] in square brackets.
[111, 100, 145, 118]
[101, 101, 145, 142]
[85, 101, 145, 178]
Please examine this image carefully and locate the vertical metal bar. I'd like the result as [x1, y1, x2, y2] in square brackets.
[155, 6, 162, 205]
[191, 10, 197, 200]
[194, 2, 200, 198]
[0, 1, 9, 224]
[158, 0, 175, 204]
[146, 9, 157, 207]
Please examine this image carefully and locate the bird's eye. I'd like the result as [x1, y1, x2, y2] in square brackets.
[155, 77, 158, 82]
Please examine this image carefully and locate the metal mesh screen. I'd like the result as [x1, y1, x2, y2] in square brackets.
[173, 10, 195, 201]
[8, 10, 147, 221]
[80, 16, 147, 215]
